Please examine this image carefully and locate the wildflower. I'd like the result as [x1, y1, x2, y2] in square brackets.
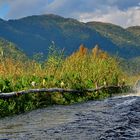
[42, 79, 46, 86]
[60, 81, 64, 88]
[31, 81, 36, 87]
[103, 81, 107, 86]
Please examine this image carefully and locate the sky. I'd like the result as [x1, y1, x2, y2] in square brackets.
[0, 0, 140, 27]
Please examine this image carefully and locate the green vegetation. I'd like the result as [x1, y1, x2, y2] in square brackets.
[87, 22, 140, 46]
[0, 43, 132, 118]
[0, 38, 27, 60]
[127, 26, 140, 38]
[0, 14, 140, 59]
[119, 57, 140, 75]
[0, 15, 139, 118]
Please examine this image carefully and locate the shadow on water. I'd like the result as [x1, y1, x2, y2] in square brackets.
[0, 91, 140, 140]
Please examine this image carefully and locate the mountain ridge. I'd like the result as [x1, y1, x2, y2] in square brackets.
[0, 14, 140, 59]
[86, 21, 140, 46]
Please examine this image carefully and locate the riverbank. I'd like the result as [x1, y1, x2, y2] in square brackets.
[1, 93, 140, 140]
[0, 85, 132, 118]
[0, 45, 135, 118]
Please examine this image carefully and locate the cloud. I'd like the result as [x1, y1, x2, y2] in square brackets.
[78, 6, 140, 27]
[1, 0, 140, 27]
[46, 0, 140, 27]
[44, 0, 140, 14]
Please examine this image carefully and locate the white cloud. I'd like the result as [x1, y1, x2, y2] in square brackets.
[1, 0, 140, 27]
[78, 6, 140, 27]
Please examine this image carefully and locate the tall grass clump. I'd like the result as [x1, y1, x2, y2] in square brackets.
[54, 44, 126, 89]
[0, 44, 131, 117]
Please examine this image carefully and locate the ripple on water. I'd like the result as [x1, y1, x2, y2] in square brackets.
[0, 95, 140, 140]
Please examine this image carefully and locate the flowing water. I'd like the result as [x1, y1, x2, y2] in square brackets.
[0, 91, 140, 140]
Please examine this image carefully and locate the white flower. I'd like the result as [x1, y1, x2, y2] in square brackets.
[104, 81, 107, 86]
[60, 81, 64, 88]
[31, 81, 36, 87]
[42, 79, 46, 86]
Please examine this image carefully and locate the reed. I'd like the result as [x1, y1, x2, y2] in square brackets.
[0, 45, 133, 117]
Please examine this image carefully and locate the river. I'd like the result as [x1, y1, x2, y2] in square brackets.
[0, 92, 140, 140]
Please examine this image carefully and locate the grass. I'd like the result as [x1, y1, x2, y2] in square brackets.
[0, 44, 133, 118]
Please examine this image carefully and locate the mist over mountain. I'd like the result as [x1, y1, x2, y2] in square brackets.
[0, 14, 140, 59]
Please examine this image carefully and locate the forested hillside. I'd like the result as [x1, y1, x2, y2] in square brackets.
[0, 38, 27, 60]
[0, 14, 140, 59]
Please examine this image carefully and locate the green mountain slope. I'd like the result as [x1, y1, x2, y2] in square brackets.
[127, 26, 140, 38]
[86, 21, 140, 46]
[119, 56, 140, 75]
[0, 38, 27, 60]
[0, 14, 140, 59]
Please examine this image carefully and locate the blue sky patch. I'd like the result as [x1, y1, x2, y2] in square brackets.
[0, 3, 10, 19]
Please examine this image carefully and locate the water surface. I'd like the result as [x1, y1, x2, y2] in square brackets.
[0, 92, 140, 140]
